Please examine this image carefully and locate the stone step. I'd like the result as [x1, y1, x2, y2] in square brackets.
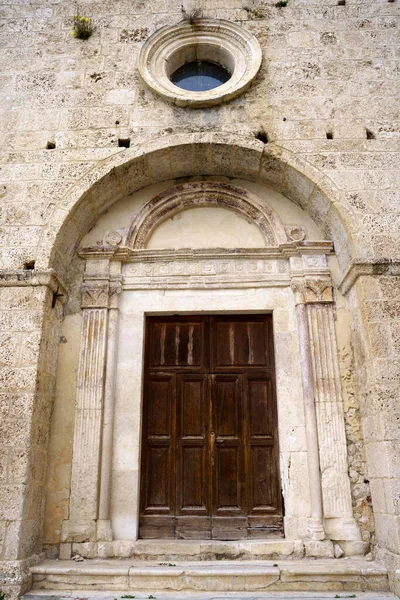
[67, 539, 305, 561]
[23, 592, 397, 600]
[30, 559, 389, 593]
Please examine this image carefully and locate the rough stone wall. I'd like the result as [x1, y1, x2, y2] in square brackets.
[349, 272, 400, 593]
[0, 0, 399, 595]
[0, 279, 61, 598]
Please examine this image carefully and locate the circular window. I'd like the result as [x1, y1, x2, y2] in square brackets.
[171, 61, 231, 92]
[138, 19, 262, 108]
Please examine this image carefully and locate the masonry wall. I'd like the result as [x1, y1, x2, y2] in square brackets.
[0, 0, 399, 597]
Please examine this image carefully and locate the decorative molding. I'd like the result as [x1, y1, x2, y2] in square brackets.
[79, 243, 334, 262]
[338, 258, 400, 295]
[285, 225, 306, 242]
[138, 19, 262, 108]
[104, 231, 123, 247]
[123, 258, 290, 289]
[125, 182, 288, 249]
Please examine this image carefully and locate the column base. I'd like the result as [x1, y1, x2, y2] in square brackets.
[307, 517, 325, 541]
[97, 519, 113, 542]
[325, 518, 367, 556]
[325, 517, 361, 540]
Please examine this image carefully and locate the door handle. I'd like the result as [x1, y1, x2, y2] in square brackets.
[210, 431, 215, 466]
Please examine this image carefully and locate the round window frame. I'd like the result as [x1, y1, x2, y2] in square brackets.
[138, 19, 262, 108]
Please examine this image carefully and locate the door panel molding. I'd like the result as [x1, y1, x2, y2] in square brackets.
[140, 314, 282, 539]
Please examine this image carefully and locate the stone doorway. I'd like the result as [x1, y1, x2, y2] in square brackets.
[139, 315, 283, 540]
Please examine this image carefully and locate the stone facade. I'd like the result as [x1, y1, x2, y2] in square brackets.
[0, 0, 399, 598]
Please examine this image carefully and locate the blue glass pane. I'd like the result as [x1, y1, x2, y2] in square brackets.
[171, 61, 231, 92]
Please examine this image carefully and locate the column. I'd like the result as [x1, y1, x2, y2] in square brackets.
[306, 282, 362, 548]
[294, 273, 362, 551]
[61, 276, 121, 546]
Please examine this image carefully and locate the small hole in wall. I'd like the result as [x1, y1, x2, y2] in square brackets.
[255, 131, 268, 144]
[388, 0, 395, 3]
[366, 128, 376, 140]
[283, 117, 287, 121]
[118, 138, 131, 148]
[364, 479, 370, 484]
[23, 260, 35, 270]
[326, 131, 333, 140]
[337, 0, 345, 5]
[46, 141, 56, 150]
[115, 120, 120, 125]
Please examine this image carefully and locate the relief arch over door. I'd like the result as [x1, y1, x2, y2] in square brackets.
[140, 314, 283, 540]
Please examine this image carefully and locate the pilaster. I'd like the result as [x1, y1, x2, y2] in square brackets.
[61, 261, 121, 544]
[291, 256, 363, 553]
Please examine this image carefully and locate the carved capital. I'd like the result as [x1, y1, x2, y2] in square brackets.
[291, 277, 333, 305]
[81, 281, 122, 309]
[305, 278, 333, 303]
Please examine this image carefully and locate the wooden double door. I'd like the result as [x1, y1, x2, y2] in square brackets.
[139, 315, 283, 540]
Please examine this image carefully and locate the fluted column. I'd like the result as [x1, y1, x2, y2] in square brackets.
[293, 274, 361, 548]
[293, 286, 325, 541]
[61, 275, 121, 545]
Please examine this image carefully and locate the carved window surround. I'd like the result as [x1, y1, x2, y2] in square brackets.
[138, 20, 262, 108]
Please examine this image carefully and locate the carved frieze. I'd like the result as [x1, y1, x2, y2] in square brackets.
[123, 257, 290, 289]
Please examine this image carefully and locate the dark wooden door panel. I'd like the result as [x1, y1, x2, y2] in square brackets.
[140, 314, 282, 539]
[176, 374, 210, 515]
[211, 374, 245, 516]
[148, 317, 206, 370]
[210, 316, 272, 371]
[248, 376, 274, 438]
[141, 373, 175, 518]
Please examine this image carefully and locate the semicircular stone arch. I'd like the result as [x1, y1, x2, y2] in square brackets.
[35, 132, 369, 281]
[126, 181, 288, 249]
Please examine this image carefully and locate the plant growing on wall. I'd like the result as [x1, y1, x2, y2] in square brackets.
[181, 4, 203, 23]
[71, 12, 94, 39]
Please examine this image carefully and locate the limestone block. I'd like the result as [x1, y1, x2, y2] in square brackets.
[0, 485, 25, 520]
[113, 540, 135, 558]
[59, 543, 71, 560]
[374, 514, 400, 555]
[304, 539, 335, 558]
[61, 520, 96, 544]
[72, 542, 97, 559]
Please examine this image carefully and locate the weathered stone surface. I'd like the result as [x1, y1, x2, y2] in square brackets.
[0, 1, 399, 597]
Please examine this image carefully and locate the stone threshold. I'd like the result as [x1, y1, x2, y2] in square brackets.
[63, 539, 308, 561]
[30, 559, 389, 593]
[23, 592, 397, 600]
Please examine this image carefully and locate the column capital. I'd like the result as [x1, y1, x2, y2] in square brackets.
[291, 276, 333, 305]
[81, 279, 122, 309]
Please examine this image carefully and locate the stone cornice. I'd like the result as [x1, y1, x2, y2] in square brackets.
[78, 242, 334, 263]
[0, 269, 68, 299]
[338, 259, 400, 295]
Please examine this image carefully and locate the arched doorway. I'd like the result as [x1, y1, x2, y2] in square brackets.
[41, 160, 366, 557]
